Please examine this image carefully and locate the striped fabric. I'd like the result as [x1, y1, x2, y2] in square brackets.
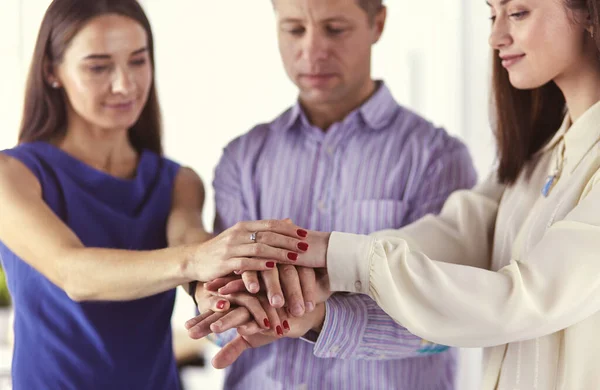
[212, 82, 478, 390]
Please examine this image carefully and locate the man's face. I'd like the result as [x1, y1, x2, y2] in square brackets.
[273, 0, 384, 106]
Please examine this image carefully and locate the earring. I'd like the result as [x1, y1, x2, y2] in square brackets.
[591, 28, 595, 39]
[51, 81, 60, 88]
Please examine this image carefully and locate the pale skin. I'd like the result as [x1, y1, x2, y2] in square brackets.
[188, 0, 385, 364]
[201, 0, 600, 368]
[0, 14, 308, 303]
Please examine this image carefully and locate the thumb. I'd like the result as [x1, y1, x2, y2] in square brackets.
[212, 335, 250, 369]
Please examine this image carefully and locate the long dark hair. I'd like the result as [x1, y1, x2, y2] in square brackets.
[492, 0, 598, 184]
[18, 0, 163, 155]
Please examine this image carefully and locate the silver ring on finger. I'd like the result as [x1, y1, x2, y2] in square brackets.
[250, 231, 258, 243]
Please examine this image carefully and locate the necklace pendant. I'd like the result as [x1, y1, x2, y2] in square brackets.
[541, 175, 556, 197]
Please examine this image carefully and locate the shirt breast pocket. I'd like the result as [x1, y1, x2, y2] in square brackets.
[336, 199, 407, 234]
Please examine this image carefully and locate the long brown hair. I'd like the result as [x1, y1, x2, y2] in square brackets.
[18, 0, 163, 155]
[492, 0, 598, 184]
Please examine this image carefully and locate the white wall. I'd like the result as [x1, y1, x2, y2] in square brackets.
[0, 1, 497, 389]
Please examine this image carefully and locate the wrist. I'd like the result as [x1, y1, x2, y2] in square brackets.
[322, 232, 331, 268]
[310, 303, 326, 333]
[312, 231, 331, 268]
[179, 244, 201, 281]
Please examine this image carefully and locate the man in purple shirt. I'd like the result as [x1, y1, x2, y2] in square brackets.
[200, 0, 477, 388]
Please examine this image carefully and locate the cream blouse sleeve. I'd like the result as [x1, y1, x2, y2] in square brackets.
[324, 172, 600, 347]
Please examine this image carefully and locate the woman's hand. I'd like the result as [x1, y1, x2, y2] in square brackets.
[207, 303, 326, 369]
[185, 306, 290, 340]
[187, 289, 288, 339]
[185, 220, 310, 282]
[193, 282, 231, 313]
[298, 230, 330, 268]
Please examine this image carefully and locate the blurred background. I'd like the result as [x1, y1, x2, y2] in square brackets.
[0, 1, 495, 389]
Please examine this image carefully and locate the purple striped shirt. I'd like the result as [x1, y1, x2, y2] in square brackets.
[213, 82, 477, 390]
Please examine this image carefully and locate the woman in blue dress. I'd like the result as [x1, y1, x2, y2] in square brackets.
[0, 1, 308, 388]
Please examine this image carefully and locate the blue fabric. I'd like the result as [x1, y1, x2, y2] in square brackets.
[0, 142, 181, 390]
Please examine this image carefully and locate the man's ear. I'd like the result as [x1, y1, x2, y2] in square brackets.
[372, 6, 387, 44]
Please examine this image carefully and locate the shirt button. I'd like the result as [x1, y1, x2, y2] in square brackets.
[354, 281, 362, 291]
[326, 146, 334, 155]
[330, 345, 341, 353]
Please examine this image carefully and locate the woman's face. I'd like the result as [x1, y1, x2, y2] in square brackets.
[51, 14, 153, 133]
[488, 0, 595, 89]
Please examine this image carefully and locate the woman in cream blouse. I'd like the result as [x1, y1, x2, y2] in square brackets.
[301, 0, 600, 388]
[208, 0, 600, 389]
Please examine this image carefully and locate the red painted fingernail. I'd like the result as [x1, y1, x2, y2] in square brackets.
[264, 318, 271, 328]
[276, 326, 283, 336]
[266, 261, 275, 268]
[216, 300, 226, 310]
[287, 252, 298, 261]
[297, 242, 309, 251]
[283, 321, 290, 331]
[297, 229, 308, 238]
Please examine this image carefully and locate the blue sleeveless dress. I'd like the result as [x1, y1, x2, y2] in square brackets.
[0, 142, 182, 389]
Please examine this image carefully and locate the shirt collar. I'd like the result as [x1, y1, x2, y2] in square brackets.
[539, 100, 600, 173]
[562, 100, 600, 173]
[276, 80, 399, 132]
[357, 81, 399, 130]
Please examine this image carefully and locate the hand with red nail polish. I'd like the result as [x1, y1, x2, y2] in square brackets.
[208, 303, 327, 369]
[189, 281, 232, 314]
[184, 219, 309, 282]
[186, 288, 284, 340]
[297, 242, 309, 251]
[291, 230, 331, 269]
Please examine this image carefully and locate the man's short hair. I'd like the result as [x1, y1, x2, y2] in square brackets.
[357, 0, 384, 22]
[271, 1, 384, 23]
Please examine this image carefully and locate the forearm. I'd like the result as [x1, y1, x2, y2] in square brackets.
[60, 245, 194, 302]
[327, 212, 600, 348]
[313, 294, 449, 360]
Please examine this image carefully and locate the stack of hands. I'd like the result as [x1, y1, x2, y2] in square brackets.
[185, 220, 332, 369]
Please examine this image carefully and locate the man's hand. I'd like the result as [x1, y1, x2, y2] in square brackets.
[206, 267, 332, 316]
[210, 303, 326, 369]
